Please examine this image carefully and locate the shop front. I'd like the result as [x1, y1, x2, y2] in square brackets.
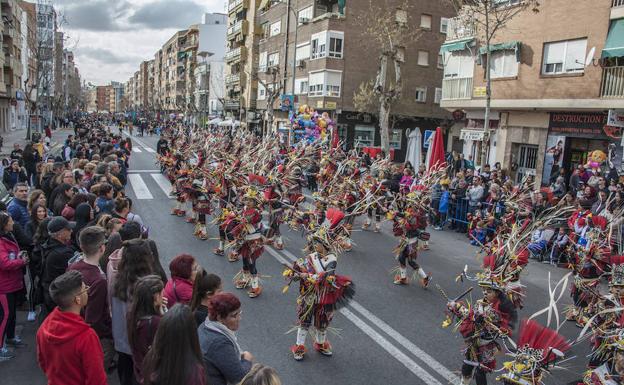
[541, 111, 623, 185]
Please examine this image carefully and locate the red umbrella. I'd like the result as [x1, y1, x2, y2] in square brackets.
[427, 127, 446, 171]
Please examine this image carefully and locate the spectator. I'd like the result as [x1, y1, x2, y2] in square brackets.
[61, 193, 90, 221]
[434, 181, 450, 230]
[552, 176, 567, 199]
[3, 159, 28, 190]
[143, 304, 206, 385]
[72, 203, 94, 249]
[592, 190, 608, 215]
[548, 228, 569, 265]
[27, 189, 49, 214]
[164, 254, 200, 308]
[127, 275, 165, 384]
[26, 203, 48, 240]
[0, 212, 28, 360]
[199, 292, 253, 385]
[10, 143, 23, 160]
[67, 226, 114, 371]
[8, 183, 31, 229]
[36, 270, 107, 385]
[466, 177, 484, 213]
[94, 183, 115, 215]
[238, 364, 282, 385]
[22, 143, 40, 186]
[569, 168, 581, 195]
[52, 183, 76, 216]
[190, 271, 222, 326]
[41, 217, 76, 314]
[112, 197, 130, 223]
[110, 239, 154, 385]
[125, 198, 145, 226]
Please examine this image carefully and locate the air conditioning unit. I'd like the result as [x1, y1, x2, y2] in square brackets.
[296, 60, 305, 68]
[298, 17, 310, 24]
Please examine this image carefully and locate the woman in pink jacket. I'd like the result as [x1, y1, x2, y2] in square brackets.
[163, 254, 200, 308]
[0, 211, 28, 361]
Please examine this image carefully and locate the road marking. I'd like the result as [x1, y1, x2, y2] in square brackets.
[127, 170, 161, 173]
[349, 301, 459, 384]
[132, 147, 142, 153]
[266, 245, 454, 384]
[340, 308, 444, 385]
[151, 173, 173, 198]
[144, 147, 156, 153]
[128, 174, 153, 199]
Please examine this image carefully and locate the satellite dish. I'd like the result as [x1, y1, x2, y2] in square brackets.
[585, 47, 596, 66]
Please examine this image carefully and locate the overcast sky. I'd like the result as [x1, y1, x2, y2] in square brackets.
[54, 0, 226, 86]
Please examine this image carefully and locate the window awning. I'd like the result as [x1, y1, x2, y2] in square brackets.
[478, 41, 521, 55]
[440, 38, 475, 54]
[602, 18, 624, 58]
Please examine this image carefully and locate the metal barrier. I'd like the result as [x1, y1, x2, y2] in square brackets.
[448, 197, 505, 229]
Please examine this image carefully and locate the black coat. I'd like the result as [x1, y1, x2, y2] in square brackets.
[41, 237, 76, 289]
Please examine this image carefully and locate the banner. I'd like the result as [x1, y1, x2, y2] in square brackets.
[541, 135, 566, 185]
[608, 109, 624, 128]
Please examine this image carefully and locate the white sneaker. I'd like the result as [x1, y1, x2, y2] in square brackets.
[27, 311, 36, 322]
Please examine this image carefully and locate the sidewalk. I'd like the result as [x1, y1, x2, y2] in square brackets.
[0, 127, 70, 158]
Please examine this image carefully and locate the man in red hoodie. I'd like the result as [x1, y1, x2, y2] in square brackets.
[36, 270, 107, 385]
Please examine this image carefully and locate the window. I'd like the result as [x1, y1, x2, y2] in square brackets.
[261, 22, 270, 39]
[415, 87, 427, 103]
[308, 70, 342, 97]
[257, 83, 266, 100]
[434, 87, 442, 104]
[270, 20, 281, 37]
[354, 125, 375, 147]
[420, 14, 432, 30]
[311, 31, 327, 59]
[390, 129, 402, 150]
[440, 17, 449, 34]
[298, 6, 313, 24]
[295, 44, 310, 61]
[328, 31, 344, 58]
[443, 51, 474, 78]
[437, 54, 444, 69]
[418, 50, 429, 66]
[493, 0, 521, 7]
[259, 51, 268, 71]
[542, 38, 587, 75]
[489, 50, 519, 79]
[295, 78, 309, 95]
[268, 52, 280, 67]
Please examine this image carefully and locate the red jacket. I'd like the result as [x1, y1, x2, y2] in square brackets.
[163, 277, 194, 308]
[0, 234, 25, 294]
[36, 308, 107, 385]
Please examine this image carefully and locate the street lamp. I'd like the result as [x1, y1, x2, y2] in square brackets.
[285, 2, 309, 96]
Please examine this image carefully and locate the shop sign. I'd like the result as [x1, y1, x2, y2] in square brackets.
[324, 101, 337, 110]
[280, 94, 294, 111]
[608, 109, 624, 128]
[473, 87, 487, 97]
[316, 101, 324, 109]
[460, 129, 485, 141]
[549, 112, 608, 136]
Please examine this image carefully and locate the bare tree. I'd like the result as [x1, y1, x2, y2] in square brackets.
[448, 0, 539, 165]
[255, 66, 283, 137]
[352, 0, 421, 153]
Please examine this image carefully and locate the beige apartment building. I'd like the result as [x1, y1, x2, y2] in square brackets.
[1, 0, 24, 131]
[225, 0, 263, 125]
[250, 0, 454, 160]
[441, 0, 624, 185]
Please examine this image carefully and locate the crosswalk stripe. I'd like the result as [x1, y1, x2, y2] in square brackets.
[132, 147, 142, 153]
[144, 147, 155, 153]
[151, 173, 173, 198]
[128, 174, 153, 199]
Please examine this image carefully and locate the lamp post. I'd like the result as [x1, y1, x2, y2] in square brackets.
[286, 1, 308, 96]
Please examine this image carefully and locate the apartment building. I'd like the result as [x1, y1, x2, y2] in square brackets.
[19, 0, 36, 130]
[441, 0, 624, 184]
[96, 85, 112, 112]
[196, 13, 227, 120]
[0, 0, 25, 132]
[225, 0, 263, 125]
[252, 0, 453, 160]
[110, 81, 124, 113]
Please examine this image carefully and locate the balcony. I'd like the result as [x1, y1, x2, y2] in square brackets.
[612, 0, 624, 19]
[228, 0, 248, 14]
[225, 46, 247, 64]
[227, 20, 248, 40]
[601, 66, 624, 99]
[224, 100, 240, 110]
[442, 77, 473, 100]
[226, 73, 245, 85]
[446, 16, 476, 42]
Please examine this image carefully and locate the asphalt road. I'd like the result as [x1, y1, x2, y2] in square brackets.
[2, 129, 590, 385]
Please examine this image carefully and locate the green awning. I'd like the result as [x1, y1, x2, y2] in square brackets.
[478, 41, 521, 55]
[440, 38, 474, 54]
[602, 18, 624, 58]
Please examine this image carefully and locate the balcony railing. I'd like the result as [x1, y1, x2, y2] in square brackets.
[442, 77, 474, 100]
[613, 0, 624, 7]
[226, 73, 241, 85]
[224, 100, 240, 110]
[601, 66, 624, 99]
[225, 46, 246, 63]
[446, 16, 476, 42]
[228, 0, 247, 13]
[227, 20, 248, 38]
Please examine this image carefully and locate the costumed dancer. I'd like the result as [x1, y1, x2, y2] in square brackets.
[583, 330, 624, 384]
[283, 208, 354, 361]
[390, 205, 431, 287]
[264, 179, 285, 250]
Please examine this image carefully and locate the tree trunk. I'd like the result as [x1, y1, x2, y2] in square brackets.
[481, 3, 492, 169]
[379, 96, 391, 154]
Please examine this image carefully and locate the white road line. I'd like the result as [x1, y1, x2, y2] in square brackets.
[349, 301, 459, 384]
[127, 170, 161, 173]
[128, 174, 153, 199]
[267, 245, 452, 384]
[144, 147, 156, 153]
[132, 147, 142, 153]
[150, 173, 174, 198]
[340, 308, 444, 385]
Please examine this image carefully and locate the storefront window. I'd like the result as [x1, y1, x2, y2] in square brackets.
[389, 129, 402, 149]
[354, 125, 375, 147]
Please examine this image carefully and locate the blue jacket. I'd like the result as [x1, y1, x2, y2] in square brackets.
[7, 198, 30, 229]
[198, 324, 252, 385]
[438, 191, 450, 214]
